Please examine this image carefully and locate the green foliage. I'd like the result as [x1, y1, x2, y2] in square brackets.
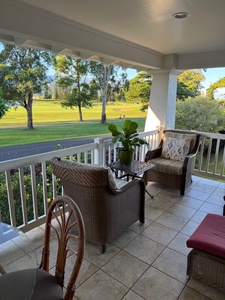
[177, 69, 205, 98]
[54, 55, 93, 121]
[175, 97, 225, 132]
[0, 87, 8, 118]
[0, 43, 52, 128]
[206, 77, 225, 99]
[0, 163, 54, 226]
[176, 81, 195, 100]
[126, 72, 152, 111]
[108, 119, 149, 151]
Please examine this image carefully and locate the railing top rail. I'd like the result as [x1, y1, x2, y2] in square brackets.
[0, 142, 97, 172]
[198, 131, 225, 139]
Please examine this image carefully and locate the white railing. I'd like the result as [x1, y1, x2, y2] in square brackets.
[193, 131, 225, 180]
[0, 130, 159, 232]
[0, 129, 224, 233]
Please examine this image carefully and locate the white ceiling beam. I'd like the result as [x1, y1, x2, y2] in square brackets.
[60, 49, 81, 57]
[14, 37, 28, 47]
[51, 45, 65, 55]
[24, 40, 52, 51]
[0, 33, 14, 44]
[0, 0, 163, 70]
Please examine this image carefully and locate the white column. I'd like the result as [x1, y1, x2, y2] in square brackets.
[145, 70, 179, 131]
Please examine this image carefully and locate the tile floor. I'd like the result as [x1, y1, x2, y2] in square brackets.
[4, 176, 225, 299]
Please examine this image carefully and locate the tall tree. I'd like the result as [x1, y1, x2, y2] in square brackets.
[89, 62, 114, 124]
[0, 44, 52, 129]
[177, 69, 205, 98]
[54, 55, 93, 121]
[0, 87, 8, 119]
[126, 71, 152, 111]
[176, 81, 195, 100]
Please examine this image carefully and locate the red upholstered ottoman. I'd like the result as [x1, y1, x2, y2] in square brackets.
[186, 213, 225, 292]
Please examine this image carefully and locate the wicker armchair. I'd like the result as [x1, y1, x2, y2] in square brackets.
[143, 130, 201, 195]
[51, 157, 146, 253]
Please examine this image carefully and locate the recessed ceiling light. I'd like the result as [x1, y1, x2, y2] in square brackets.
[172, 12, 189, 19]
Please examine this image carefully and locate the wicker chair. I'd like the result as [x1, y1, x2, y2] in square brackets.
[51, 157, 146, 253]
[186, 213, 225, 292]
[143, 129, 201, 195]
[0, 195, 85, 300]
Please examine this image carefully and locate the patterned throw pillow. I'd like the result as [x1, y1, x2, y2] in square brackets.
[161, 136, 191, 161]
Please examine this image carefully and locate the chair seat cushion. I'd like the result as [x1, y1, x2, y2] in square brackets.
[186, 213, 225, 259]
[0, 268, 63, 300]
[149, 157, 184, 175]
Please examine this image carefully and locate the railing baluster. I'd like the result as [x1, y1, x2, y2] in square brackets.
[18, 167, 28, 225]
[5, 170, 16, 227]
[213, 138, 220, 175]
[41, 161, 48, 216]
[30, 164, 38, 220]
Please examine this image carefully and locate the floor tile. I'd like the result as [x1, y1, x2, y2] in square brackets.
[166, 203, 197, 220]
[185, 189, 211, 201]
[199, 202, 222, 215]
[155, 212, 188, 231]
[124, 235, 164, 264]
[191, 183, 216, 194]
[178, 286, 212, 299]
[102, 250, 149, 288]
[168, 232, 190, 256]
[178, 196, 204, 210]
[145, 203, 164, 221]
[4, 176, 224, 300]
[129, 219, 152, 234]
[141, 222, 178, 246]
[180, 220, 200, 237]
[84, 242, 120, 268]
[198, 178, 221, 188]
[157, 190, 183, 202]
[187, 278, 225, 300]
[111, 229, 137, 249]
[122, 290, 145, 299]
[76, 269, 129, 300]
[132, 267, 184, 300]
[190, 211, 208, 224]
[148, 196, 175, 210]
[152, 248, 188, 283]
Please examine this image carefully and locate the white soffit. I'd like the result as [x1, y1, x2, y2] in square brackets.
[0, 0, 225, 70]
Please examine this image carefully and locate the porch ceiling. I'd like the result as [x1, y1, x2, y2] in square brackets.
[0, 0, 225, 72]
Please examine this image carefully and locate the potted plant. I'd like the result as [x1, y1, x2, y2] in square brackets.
[108, 119, 149, 165]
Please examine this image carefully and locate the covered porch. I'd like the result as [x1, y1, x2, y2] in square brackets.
[1, 1, 225, 299]
[0, 130, 224, 299]
[4, 175, 225, 299]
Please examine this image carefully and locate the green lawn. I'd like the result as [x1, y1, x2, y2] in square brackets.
[0, 100, 147, 146]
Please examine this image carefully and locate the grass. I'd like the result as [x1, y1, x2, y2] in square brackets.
[0, 100, 147, 146]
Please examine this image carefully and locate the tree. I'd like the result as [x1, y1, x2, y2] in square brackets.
[206, 77, 225, 99]
[0, 87, 8, 119]
[126, 71, 152, 111]
[89, 62, 114, 124]
[175, 97, 225, 132]
[54, 55, 93, 121]
[177, 69, 205, 98]
[0, 44, 52, 129]
[176, 81, 195, 100]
